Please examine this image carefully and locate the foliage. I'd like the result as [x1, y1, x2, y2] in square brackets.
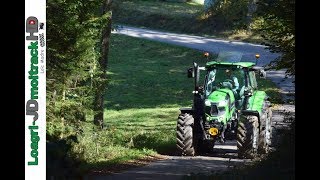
[205, 0, 295, 75]
[47, 0, 111, 177]
[205, 0, 250, 30]
[47, 0, 110, 136]
[252, 0, 295, 75]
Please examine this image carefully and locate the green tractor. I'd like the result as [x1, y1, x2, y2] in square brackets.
[176, 52, 272, 158]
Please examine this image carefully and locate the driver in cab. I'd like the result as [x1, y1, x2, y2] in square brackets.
[225, 69, 239, 93]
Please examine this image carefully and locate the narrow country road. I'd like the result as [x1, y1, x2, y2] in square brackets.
[86, 26, 295, 180]
[113, 26, 279, 66]
[113, 26, 294, 101]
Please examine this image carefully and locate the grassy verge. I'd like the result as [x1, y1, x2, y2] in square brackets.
[112, 0, 263, 43]
[48, 34, 281, 177]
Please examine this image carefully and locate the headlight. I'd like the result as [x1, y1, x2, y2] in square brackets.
[205, 99, 211, 106]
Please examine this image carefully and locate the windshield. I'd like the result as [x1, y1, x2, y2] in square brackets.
[216, 51, 244, 63]
[205, 67, 245, 97]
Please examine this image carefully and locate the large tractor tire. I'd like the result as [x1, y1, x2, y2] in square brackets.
[237, 116, 259, 159]
[176, 113, 195, 156]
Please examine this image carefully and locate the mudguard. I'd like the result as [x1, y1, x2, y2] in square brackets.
[179, 107, 193, 114]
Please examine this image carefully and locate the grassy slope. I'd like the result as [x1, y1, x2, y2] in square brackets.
[112, 0, 262, 43]
[79, 34, 203, 171]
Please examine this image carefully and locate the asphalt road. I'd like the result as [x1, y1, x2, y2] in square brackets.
[85, 26, 295, 180]
[113, 26, 279, 66]
[113, 26, 294, 101]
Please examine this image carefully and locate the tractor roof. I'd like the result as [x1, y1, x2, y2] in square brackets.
[205, 61, 255, 68]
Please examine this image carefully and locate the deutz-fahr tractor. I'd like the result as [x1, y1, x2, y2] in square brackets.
[176, 52, 272, 158]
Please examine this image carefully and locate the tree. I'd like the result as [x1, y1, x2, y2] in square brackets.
[47, 0, 96, 132]
[247, 0, 258, 25]
[47, 0, 113, 137]
[93, 0, 113, 127]
[205, 0, 251, 30]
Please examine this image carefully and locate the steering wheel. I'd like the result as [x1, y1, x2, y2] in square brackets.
[225, 79, 234, 84]
[218, 80, 233, 89]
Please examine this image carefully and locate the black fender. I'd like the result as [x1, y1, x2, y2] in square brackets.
[240, 110, 261, 129]
[179, 107, 194, 115]
[240, 109, 260, 117]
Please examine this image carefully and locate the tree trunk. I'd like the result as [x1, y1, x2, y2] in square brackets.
[93, 0, 112, 128]
[247, 0, 258, 27]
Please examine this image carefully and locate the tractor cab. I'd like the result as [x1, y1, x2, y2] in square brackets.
[202, 51, 267, 110]
[204, 66, 245, 109]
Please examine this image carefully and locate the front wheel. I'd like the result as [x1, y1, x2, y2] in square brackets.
[176, 113, 195, 156]
[237, 116, 259, 159]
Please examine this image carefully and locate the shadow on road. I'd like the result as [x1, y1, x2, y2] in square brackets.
[87, 156, 248, 180]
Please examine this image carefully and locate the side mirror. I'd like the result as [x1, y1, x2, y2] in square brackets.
[187, 67, 194, 78]
[244, 87, 253, 96]
[259, 69, 266, 79]
[198, 85, 204, 93]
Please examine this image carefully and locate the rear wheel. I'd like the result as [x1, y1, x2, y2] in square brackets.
[176, 113, 195, 156]
[266, 108, 273, 147]
[258, 107, 273, 154]
[237, 116, 259, 158]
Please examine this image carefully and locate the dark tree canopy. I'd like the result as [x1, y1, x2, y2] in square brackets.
[255, 0, 295, 75]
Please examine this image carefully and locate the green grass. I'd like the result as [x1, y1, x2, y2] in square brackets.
[112, 0, 263, 43]
[106, 34, 205, 110]
[114, 0, 202, 18]
[67, 34, 281, 174]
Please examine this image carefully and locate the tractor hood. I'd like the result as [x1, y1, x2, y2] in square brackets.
[204, 88, 236, 124]
[207, 88, 235, 104]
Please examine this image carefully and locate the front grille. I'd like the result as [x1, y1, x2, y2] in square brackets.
[210, 104, 218, 115]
